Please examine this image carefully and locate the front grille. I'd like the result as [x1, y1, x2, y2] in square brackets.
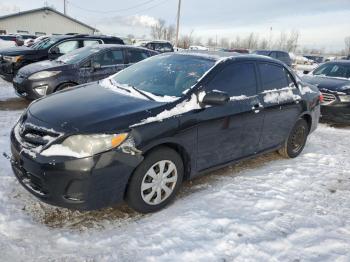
[321, 92, 336, 105]
[15, 121, 61, 152]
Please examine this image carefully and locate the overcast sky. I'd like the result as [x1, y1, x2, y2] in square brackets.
[1, 0, 349, 52]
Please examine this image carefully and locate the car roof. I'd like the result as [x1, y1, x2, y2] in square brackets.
[82, 44, 156, 52]
[174, 50, 282, 64]
[325, 60, 350, 65]
[48, 34, 123, 41]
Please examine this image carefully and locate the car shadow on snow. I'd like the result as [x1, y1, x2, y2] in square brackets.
[17, 151, 282, 231]
[0, 97, 30, 111]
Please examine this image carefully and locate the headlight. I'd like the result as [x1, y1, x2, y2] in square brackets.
[339, 95, 350, 103]
[41, 133, 129, 158]
[28, 71, 60, 80]
[4, 55, 22, 63]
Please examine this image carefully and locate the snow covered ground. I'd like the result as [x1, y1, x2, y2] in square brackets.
[0, 78, 350, 261]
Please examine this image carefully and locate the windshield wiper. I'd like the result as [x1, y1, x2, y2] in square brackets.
[129, 85, 155, 101]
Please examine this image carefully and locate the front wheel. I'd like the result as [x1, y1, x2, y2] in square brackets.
[278, 118, 309, 158]
[55, 82, 76, 92]
[125, 147, 184, 213]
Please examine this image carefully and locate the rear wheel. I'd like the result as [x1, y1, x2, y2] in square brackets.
[278, 118, 309, 158]
[126, 147, 184, 213]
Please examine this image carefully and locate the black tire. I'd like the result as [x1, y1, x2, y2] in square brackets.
[126, 147, 184, 213]
[278, 118, 309, 158]
[55, 82, 76, 92]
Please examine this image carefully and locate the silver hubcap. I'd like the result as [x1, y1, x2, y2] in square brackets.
[141, 160, 178, 206]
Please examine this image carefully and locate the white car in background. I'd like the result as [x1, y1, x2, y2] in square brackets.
[189, 45, 209, 51]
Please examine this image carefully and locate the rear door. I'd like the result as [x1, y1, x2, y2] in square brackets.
[257, 62, 302, 151]
[196, 61, 264, 171]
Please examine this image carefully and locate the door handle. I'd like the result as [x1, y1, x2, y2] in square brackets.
[252, 103, 262, 113]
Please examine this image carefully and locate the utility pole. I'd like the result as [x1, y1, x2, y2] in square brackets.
[64, 0, 67, 15]
[175, 0, 181, 48]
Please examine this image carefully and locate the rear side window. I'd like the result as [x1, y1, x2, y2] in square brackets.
[127, 49, 150, 63]
[93, 50, 124, 66]
[206, 62, 258, 96]
[56, 40, 79, 54]
[102, 38, 124, 44]
[83, 40, 100, 47]
[258, 63, 289, 91]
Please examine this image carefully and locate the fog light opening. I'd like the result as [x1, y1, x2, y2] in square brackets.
[34, 85, 48, 96]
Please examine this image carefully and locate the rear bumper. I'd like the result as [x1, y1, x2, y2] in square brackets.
[10, 129, 143, 211]
[321, 103, 350, 124]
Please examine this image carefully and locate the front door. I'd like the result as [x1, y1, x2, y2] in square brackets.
[90, 49, 126, 81]
[195, 61, 264, 171]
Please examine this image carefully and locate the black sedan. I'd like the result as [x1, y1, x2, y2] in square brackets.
[10, 52, 321, 213]
[302, 61, 350, 124]
[13, 44, 157, 100]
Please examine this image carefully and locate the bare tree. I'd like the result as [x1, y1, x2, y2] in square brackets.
[150, 19, 166, 40]
[275, 31, 287, 50]
[259, 38, 269, 49]
[219, 37, 230, 49]
[194, 37, 203, 46]
[206, 37, 215, 48]
[345, 36, 350, 55]
[285, 30, 299, 52]
[178, 30, 194, 49]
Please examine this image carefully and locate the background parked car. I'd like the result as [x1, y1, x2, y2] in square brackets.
[302, 61, 350, 124]
[303, 55, 324, 64]
[10, 52, 321, 213]
[13, 44, 157, 100]
[253, 50, 292, 67]
[0, 34, 124, 82]
[136, 40, 174, 53]
[0, 38, 16, 49]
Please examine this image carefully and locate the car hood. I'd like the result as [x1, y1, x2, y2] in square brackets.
[302, 74, 350, 94]
[27, 82, 167, 133]
[18, 60, 72, 77]
[0, 46, 41, 56]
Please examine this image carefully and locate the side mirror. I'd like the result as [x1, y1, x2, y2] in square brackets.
[50, 46, 60, 54]
[91, 62, 101, 71]
[202, 91, 230, 106]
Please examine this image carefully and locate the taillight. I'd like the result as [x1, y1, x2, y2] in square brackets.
[319, 93, 324, 103]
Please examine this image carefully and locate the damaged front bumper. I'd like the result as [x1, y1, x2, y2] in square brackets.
[10, 130, 143, 211]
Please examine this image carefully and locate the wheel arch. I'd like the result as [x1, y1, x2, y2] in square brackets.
[300, 112, 312, 133]
[54, 81, 79, 92]
[141, 141, 192, 181]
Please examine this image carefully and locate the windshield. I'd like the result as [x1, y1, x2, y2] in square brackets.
[31, 37, 58, 50]
[313, 63, 350, 79]
[111, 54, 215, 97]
[56, 46, 100, 64]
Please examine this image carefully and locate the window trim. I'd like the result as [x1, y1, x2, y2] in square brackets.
[257, 62, 297, 93]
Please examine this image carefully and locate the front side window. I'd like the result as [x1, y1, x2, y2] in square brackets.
[127, 49, 150, 63]
[313, 63, 350, 79]
[112, 54, 215, 97]
[258, 63, 289, 91]
[56, 46, 101, 64]
[93, 50, 124, 66]
[206, 62, 258, 97]
[31, 37, 58, 50]
[56, 40, 80, 54]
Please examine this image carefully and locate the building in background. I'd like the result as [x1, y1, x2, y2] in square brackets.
[0, 7, 99, 36]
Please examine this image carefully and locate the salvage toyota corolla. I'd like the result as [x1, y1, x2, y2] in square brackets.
[10, 52, 321, 213]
